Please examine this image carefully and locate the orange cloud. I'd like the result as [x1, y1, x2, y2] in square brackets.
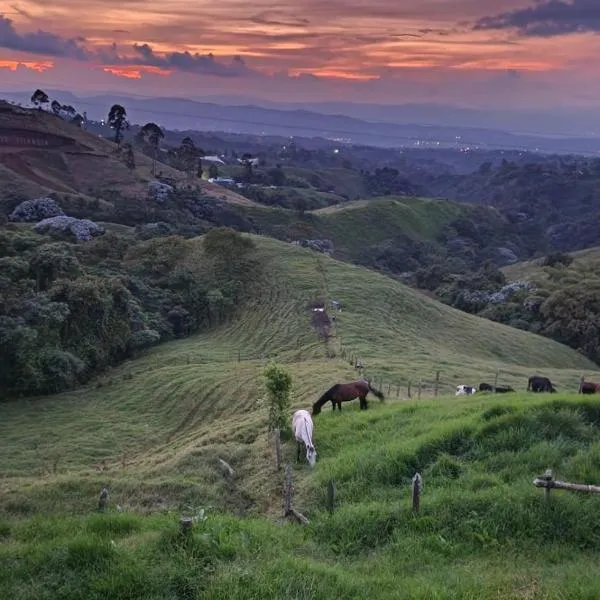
[101, 64, 172, 79]
[0, 59, 54, 72]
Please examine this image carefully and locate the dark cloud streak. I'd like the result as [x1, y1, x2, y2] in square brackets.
[474, 0, 600, 37]
[0, 15, 254, 77]
[0, 14, 89, 58]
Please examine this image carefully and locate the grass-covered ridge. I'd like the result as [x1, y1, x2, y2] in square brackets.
[4, 393, 600, 599]
[241, 195, 504, 262]
[0, 234, 594, 510]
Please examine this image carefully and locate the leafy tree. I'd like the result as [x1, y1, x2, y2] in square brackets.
[108, 104, 129, 145]
[61, 105, 76, 120]
[51, 100, 62, 115]
[268, 166, 286, 186]
[207, 163, 219, 179]
[120, 142, 136, 171]
[179, 136, 203, 177]
[139, 122, 164, 176]
[31, 89, 49, 110]
[71, 113, 84, 127]
[543, 252, 573, 268]
[241, 153, 254, 182]
[264, 361, 292, 433]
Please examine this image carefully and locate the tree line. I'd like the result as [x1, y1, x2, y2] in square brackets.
[0, 226, 260, 398]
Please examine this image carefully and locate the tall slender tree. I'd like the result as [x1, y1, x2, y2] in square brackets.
[107, 104, 129, 146]
[138, 122, 164, 176]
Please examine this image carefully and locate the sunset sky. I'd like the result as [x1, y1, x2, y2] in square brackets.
[1, 0, 600, 107]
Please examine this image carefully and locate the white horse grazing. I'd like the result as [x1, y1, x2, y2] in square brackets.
[292, 409, 317, 467]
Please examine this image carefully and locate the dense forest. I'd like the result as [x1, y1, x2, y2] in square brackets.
[0, 226, 259, 396]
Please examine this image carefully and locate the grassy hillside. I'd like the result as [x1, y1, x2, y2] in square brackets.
[0, 235, 593, 498]
[0, 101, 253, 207]
[1, 235, 599, 597]
[4, 393, 600, 598]
[503, 246, 600, 283]
[241, 196, 486, 262]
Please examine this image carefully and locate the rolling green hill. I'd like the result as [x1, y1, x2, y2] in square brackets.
[503, 245, 600, 283]
[2, 234, 599, 598]
[241, 196, 493, 263]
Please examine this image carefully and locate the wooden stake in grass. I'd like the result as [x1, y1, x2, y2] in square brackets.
[536, 468, 554, 503]
[418, 381, 422, 400]
[407, 381, 412, 399]
[412, 473, 423, 515]
[283, 464, 293, 516]
[274, 428, 282, 471]
[180, 517, 193, 536]
[98, 487, 109, 512]
[283, 463, 309, 525]
[326, 479, 336, 514]
[434, 371, 440, 397]
[494, 369, 500, 390]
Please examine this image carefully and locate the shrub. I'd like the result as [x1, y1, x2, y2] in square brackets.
[264, 361, 292, 433]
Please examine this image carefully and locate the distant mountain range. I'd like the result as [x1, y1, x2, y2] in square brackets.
[3, 89, 600, 156]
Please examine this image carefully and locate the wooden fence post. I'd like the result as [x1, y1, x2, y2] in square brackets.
[494, 369, 500, 390]
[180, 517, 193, 536]
[98, 487, 109, 512]
[283, 464, 293, 516]
[407, 381, 412, 399]
[541, 468, 553, 503]
[418, 381, 422, 400]
[327, 479, 336, 514]
[283, 463, 310, 525]
[274, 428, 282, 471]
[434, 371, 440, 397]
[579, 374, 585, 394]
[412, 473, 422, 515]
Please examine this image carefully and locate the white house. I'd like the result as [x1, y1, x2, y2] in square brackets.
[203, 155, 226, 165]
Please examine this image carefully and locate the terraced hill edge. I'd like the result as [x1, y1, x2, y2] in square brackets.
[0, 100, 254, 206]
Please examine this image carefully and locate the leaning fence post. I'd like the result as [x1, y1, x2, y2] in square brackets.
[434, 371, 440, 397]
[326, 479, 336, 514]
[412, 473, 423, 515]
[283, 464, 293, 516]
[274, 428, 282, 471]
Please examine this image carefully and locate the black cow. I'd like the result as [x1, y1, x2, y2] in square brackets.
[479, 382, 515, 393]
[495, 385, 515, 393]
[580, 381, 599, 394]
[527, 375, 556, 393]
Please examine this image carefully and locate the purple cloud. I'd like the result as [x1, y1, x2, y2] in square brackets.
[474, 0, 600, 37]
[0, 15, 89, 58]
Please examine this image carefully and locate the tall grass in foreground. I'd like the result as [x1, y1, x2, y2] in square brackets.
[3, 393, 600, 599]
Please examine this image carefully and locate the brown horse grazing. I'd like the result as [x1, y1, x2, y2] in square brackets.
[312, 379, 384, 415]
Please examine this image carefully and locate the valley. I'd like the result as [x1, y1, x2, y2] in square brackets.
[3, 96, 600, 599]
